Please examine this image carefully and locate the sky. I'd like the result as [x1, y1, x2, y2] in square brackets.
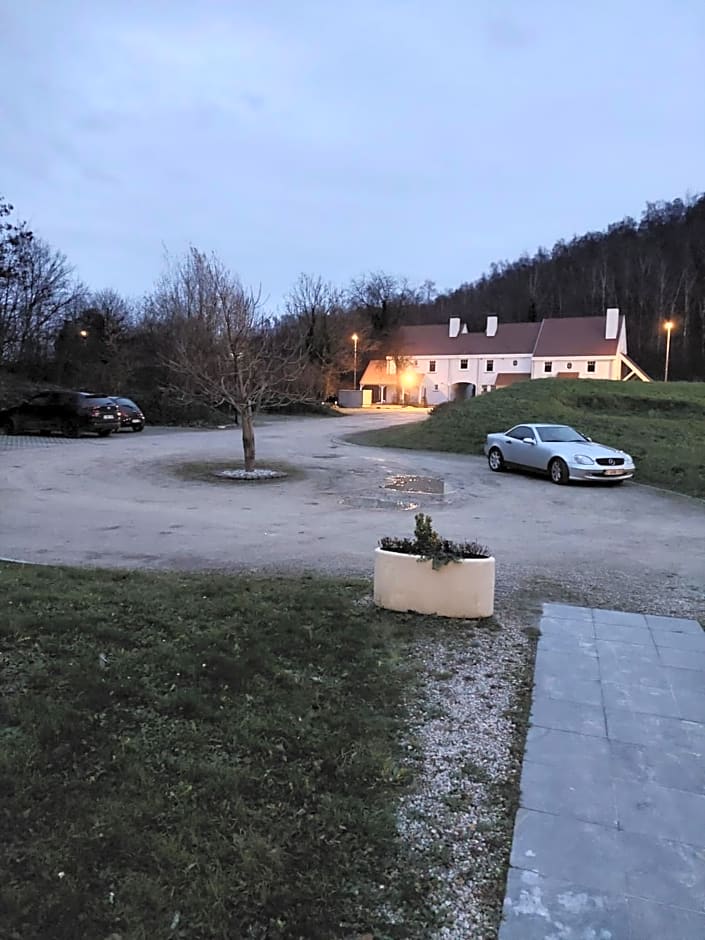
[1, 0, 703, 309]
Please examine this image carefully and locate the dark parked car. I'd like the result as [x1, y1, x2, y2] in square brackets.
[109, 396, 146, 432]
[0, 391, 119, 437]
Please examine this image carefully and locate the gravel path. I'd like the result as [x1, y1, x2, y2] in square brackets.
[396, 608, 535, 939]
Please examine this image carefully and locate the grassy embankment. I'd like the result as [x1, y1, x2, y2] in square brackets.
[353, 380, 705, 499]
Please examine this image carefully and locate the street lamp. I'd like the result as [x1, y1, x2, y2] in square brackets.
[79, 329, 88, 338]
[663, 320, 674, 382]
[351, 333, 359, 388]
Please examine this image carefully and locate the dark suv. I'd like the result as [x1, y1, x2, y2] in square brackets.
[0, 391, 119, 437]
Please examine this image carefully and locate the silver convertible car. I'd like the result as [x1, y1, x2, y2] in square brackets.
[484, 423, 635, 484]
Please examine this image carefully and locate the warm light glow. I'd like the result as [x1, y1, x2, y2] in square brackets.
[401, 369, 415, 388]
[79, 329, 88, 337]
[351, 333, 359, 342]
[664, 320, 674, 331]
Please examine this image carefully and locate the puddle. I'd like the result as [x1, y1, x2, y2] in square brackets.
[384, 474, 445, 495]
[339, 495, 420, 511]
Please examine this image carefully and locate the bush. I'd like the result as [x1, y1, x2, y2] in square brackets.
[379, 513, 491, 569]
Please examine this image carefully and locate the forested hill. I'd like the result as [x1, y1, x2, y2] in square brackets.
[422, 195, 705, 381]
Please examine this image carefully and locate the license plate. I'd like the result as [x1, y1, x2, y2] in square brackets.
[103, 415, 114, 420]
[131, 418, 140, 423]
[604, 468, 623, 476]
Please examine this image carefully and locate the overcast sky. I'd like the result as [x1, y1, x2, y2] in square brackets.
[1, 1, 703, 308]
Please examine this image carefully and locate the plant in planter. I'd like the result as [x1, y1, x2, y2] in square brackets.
[375, 513, 495, 618]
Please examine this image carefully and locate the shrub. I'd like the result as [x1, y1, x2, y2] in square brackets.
[379, 513, 490, 569]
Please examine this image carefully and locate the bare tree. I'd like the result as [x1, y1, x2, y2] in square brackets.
[55, 289, 134, 389]
[348, 271, 425, 338]
[1, 237, 84, 370]
[283, 273, 350, 397]
[150, 248, 312, 470]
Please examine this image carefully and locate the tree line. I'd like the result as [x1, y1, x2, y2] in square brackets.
[1, 191, 703, 428]
[429, 195, 705, 380]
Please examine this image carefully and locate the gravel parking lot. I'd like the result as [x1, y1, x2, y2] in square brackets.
[1, 412, 703, 619]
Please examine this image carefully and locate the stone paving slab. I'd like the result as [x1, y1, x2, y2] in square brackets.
[500, 604, 705, 939]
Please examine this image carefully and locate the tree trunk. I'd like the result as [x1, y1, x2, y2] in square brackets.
[241, 405, 255, 471]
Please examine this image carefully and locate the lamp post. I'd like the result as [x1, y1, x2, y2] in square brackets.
[663, 320, 674, 382]
[351, 333, 359, 388]
[79, 329, 88, 338]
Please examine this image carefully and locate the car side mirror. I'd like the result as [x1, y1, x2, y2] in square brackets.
[523, 437, 536, 444]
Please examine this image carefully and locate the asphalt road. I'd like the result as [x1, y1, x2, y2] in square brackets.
[1, 411, 703, 617]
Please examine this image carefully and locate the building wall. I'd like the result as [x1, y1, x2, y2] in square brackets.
[417, 353, 533, 401]
[530, 357, 616, 380]
[377, 348, 624, 404]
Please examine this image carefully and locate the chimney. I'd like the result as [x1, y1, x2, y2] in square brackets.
[486, 315, 498, 338]
[605, 307, 619, 340]
[448, 317, 461, 338]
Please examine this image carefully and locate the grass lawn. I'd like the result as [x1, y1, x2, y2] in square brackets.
[352, 380, 705, 499]
[0, 563, 531, 940]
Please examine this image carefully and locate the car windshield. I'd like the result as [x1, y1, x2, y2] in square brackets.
[536, 425, 587, 443]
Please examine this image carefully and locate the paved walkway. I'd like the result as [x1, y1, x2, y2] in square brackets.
[500, 603, 705, 939]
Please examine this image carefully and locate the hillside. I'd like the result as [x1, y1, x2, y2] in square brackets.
[354, 380, 705, 499]
[421, 196, 705, 383]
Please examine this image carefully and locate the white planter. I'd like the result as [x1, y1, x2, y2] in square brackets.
[373, 548, 495, 619]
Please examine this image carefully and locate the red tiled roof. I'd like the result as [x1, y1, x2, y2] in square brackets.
[533, 316, 622, 357]
[380, 315, 623, 359]
[359, 360, 424, 386]
[359, 360, 395, 386]
[495, 373, 531, 388]
[460, 322, 541, 355]
[385, 322, 540, 356]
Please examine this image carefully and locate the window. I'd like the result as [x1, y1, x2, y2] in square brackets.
[29, 393, 51, 406]
[512, 359, 518, 366]
[587, 361, 596, 373]
[544, 361, 553, 373]
[506, 425, 534, 441]
[485, 359, 494, 372]
[429, 360, 436, 373]
[386, 358, 396, 375]
[433, 384, 439, 391]
[536, 425, 586, 443]
[460, 358, 468, 370]
[567, 362, 573, 370]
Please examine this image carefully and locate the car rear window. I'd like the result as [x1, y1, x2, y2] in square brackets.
[80, 395, 115, 406]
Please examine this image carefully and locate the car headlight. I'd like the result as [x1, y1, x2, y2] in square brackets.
[573, 454, 595, 466]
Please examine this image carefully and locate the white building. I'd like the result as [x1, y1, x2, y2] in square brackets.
[359, 309, 650, 405]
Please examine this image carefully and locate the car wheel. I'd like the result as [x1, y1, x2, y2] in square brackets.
[132, 424, 144, 432]
[487, 447, 505, 472]
[1, 418, 16, 435]
[549, 457, 569, 485]
[63, 420, 80, 438]
[97, 429, 112, 437]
